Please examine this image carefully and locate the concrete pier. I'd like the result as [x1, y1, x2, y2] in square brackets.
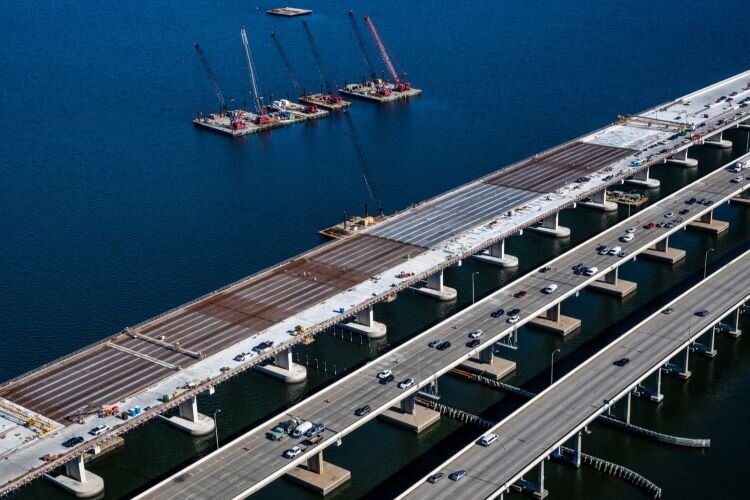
[527, 460, 549, 499]
[45, 455, 105, 498]
[528, 303, 581, 336]
[587, 268, 637, 298]
[636, 369, 664, 403]
[686, 209, 729, 235]
[284, 450, 351, 495]
[458, 347, 517, 380]
[255, 348, 308, 384]
[340, 305, 387, 338]
[411, 270, 457, 301]
[578, 189, 618, 212]
[665, 148, 699, 168]
[159, 395, 216, 436]
[694, 328, 718, 358]
[703, 130, 732, 149]
[625, 166, 660, 188]
[473, 239, 519, 268]
[640, 236, 686, 264]
[725, 309, 742, 338]
[674, 346, 692, 380]
[379, 395, 440, 433]
[731, 189, 750, 206]
[527, 212, 570, 238]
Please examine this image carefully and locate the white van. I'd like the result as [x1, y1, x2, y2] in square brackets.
[542, 284, 558, 294]
[585, 267, 598, 276]
[608, 246, 622, 256]
[479, 433, 498, 447]
[291, 421, 313, 438]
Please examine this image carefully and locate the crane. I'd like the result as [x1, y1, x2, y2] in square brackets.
[270, 32, 301, 91]
[364, 16, 411, 91]
[193, 42, 227, 115]
[302, 20, 335, 95]
[343, 112, 384, 216]
[240, 26, 266, 118]
[348, 11, 377, 80]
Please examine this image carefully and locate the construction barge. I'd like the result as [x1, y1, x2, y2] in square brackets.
[267, 7, 312, 17]
[193, 104, 327, 138]
[299, 93, 352, 110]
[340, 81, 422, 103]
[319, 213, 389, 240]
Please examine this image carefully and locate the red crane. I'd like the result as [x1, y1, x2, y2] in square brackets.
[364, 16, 411, 91]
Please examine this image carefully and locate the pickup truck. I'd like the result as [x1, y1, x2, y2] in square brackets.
[266, 425, 286, 441]
[305, 434, 323, 446]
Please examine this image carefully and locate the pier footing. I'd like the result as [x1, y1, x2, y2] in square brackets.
[472, 252, 519, 268]
[284, 458, 351, 495]
[527, 226, 571, 238]
[410, 285, 458, 302]
[687, 219, 729, 235]
[254, 363, 308, 384]
[640, 247, 686, 264]
[528, 315, 581, 336]
[45, 457, 105, 498]
[587, 279, 637, 298]
[379, 405, 440, 433]
[158, 413, 215, 436]
[339, 320, 387, 339]
[458, 357, 516, 380]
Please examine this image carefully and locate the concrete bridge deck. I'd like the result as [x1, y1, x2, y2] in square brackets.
[1, 70, 749, 495]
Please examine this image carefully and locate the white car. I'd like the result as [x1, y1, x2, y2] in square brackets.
[585, 267, 598, 276]
[620, 233, 634, 243]
[542, 284, 558, 294]
[377, 369, 393, 380]
[398, 378, 415, 389]
[625, 227, 637, 234]
[468, 329, 483, 339]
[506, 315, 520, 324]
[732, 175, 744, 183]
[664, 212, 675, 218]
[89, 424, 109, 436]
[608, 246, 622, 256]
[283, 446, 302, 459]
[479, 433, 499, 447]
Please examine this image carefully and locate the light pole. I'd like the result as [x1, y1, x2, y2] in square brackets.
[471, 272, 480, 304]
[550, 348, 561, 386]
[213, 409, 222, 450]
[703, 248, 714, 279]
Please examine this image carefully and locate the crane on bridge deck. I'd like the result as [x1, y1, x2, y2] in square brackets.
[364, 15, 411, 92]
[343, 111, 384, 216]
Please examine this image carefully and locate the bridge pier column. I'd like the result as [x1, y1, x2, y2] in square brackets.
[687, 209, 729, 235]
[674, 346, 692, 380]
[703, 130, 732, 149]
[640, 235, 686, 264]
[527, 212, 570, 238]
[530, 460, 549, 499]
[340, 304, 387, 338]
[158, 395, 215, 436]
[45, 455, 105, 498]
[473, 239, 519, 268]
[666, 147, 699, 167]
[694, 328, 718, 358]
[284, 449, 351, 495]
[626, 166, 660, 188]
[587, 267, 637, 298]
[254, 347, 307, 384]
[636, 369, 664, 403]
[572, 431, 583, 468]
[579, 189, 618, 212]
[379, 394, 440, 433]
[623, 392, 632, 425]
[731, 187, 750, 206]
[411, 269, 457, 301]
[459, 344, 517, 380]
[528, 302, 581, 336]
[726, 309, 742, 338]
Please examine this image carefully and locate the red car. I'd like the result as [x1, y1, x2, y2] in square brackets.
[513, 290, 527, 298]
[644, 222, 656, 229]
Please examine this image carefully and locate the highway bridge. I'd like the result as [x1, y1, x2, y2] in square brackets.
[134, 152, 750, 499]
[1, 70, 749, 496]
[398, 250, 750, 500]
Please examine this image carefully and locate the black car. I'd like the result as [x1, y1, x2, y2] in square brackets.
[613, 357, 630, 367]
[355, 405, 372, 417]
[508, 308, 521, 316]
[379, 374, 395, 384]
[427, 472, 445, 484]
[428, 339, 441, 348]
[539, 265, 552, 273]
[695, 309, 709, 317]
[449, 470, 467, 481]
[490, 308, 505, 318]
[62, 436, 84, 448]
[686, 198, 696, 205]
[466, 339, 481, 348]
[679, 209, 690, 215]
[436, 341, 451, 351]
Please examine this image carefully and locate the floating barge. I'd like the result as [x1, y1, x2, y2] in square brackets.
[319, 214, 389, 240]
[299, 93, 352, 111]
[608, 190, 649, 207]
[193, 104, 327, 138]
[267, 7, 312, 17]
[340, 81, 422, 103]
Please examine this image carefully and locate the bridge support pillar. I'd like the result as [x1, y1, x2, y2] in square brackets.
[703, 130, 732, 149]
[158, 395, 215, 436]
[726, 309, 742, 338]
[623, 392, 632, 425]
[686, 209, 729, 235]
[626, 166, 660, 188]
[579, 189, 618, 212]
[45, 455, 105, 498]
[640, 236, 686, 264]
[731, 187, 750, 206]
[255, 347, 308, 384]
[284, 449, 351, 495]
[459, 345, 517, 380]
[573, 431, 583, 468]
[674, 346, 692, 380]
[528, 460, 549, 499]
[527, 212, 570, 238]
[379, 395, 440, 433]
[636, 369, 664, 403]
[666, 147, 699, 167]
[411, 269, 457, 301]
[340, 305, 387, 338]
[528, 302, 581, 336]
[587, 267, 637, 298]
[694, 328, 718, 358]
[473, 239, 519, 268]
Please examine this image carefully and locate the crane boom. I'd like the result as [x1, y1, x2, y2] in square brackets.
[364, 16, 399, 84]
[348, 11, 377, 80]
[343, 112, 384, 215]
[302, 20, 334, 94]
[193, 42, 227, 113]
[270, 32, 301, 91]
[240, 26, 263, 114]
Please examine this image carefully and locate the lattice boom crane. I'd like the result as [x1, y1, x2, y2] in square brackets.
[194, 42, 227, 114]
[364, 16, 400, 85]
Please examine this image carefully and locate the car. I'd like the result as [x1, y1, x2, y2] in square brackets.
[508, 308, 521, 316]
[89, 424, 109, 436]
[613, 357, 630, 367]
[608, 246, 622, 256]
[620, 233, 634, 243]
[283, 446, 302, 459]
[625, 227, 637, 234]
[665, 212, 674, 218]
[427, 473, 445, 484]
[377, 369, 393, 380]
[379, 373, 395, 384]
[542, 284, 558, 294]
[234, 354, 246, 362]
[573, 262, 586, 271]
[686, 198, 696, 205]
[436, 341, 451, 351]
[507, 315, 520, 324]
[307, 423, 326, 437]
[644, 222, 656, 229]
[705, 200, 713, 206]
[695, 309, 709, 317]
[585, 267, 598, 276]
[466, 339, 481, 348]
[428, 339, 441, 348]
[662, 307, 674, 314]
[355, 405, 372, 417]
[697, 198, 706, 205]
[539, 265, 552, 273]
[732, 175, 744, 183]
[679, 209, 690, 215]
[597, 246, 610, 255]
[490, 308, 505, 318]
[449, 470, 467, 481]
[478, 433, 499, 447]
[398, 378, 415, 389]
[62, 436, 84, 448]
[513, 290, 527, 298]
[656, 222, 666, 228]
[469, 329, 483, 339]
[576, 266, 589, 275]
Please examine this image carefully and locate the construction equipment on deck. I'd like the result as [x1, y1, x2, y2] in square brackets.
[193, 42, 228, 115]
[0, 399, 55, 437]
[302, 20, 337, 98]
[270, 32, 301, 91]
[240, 26, 271, 125]
[364, 15, 411, 92]
[348, 11, 377, 80]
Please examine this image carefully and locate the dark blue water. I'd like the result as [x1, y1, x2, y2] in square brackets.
[2, 1, 749, 498]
